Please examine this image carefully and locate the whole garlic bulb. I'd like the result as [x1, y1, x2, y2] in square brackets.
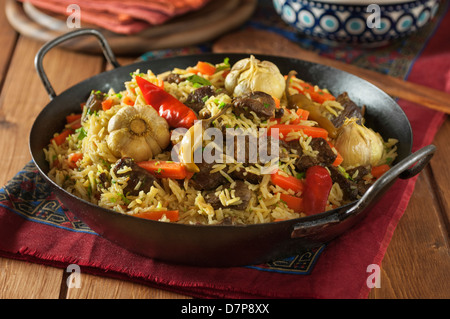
[107, 105, 170, 162]
[334, 118, 384, 169]
[224, 55, 285, 99]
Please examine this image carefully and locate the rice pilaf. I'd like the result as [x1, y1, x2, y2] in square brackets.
[44, 56, 398, 225]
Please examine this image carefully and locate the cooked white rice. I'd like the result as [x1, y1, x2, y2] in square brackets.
[44, 58, 397, 225]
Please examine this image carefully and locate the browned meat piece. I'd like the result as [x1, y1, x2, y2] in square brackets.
[83, 90, 104, 120]
[292, 138, 337, 172]
[184, 86, 218, 113]
[98, 172, 110, 189]
[274, 107, 284, 119]
[189, 161, 227, 191]
[346, 166, 371, 181]
[164, 73, 183, 84]
[328, 166, 359, 201]
[346, 165, 372, 196]
[230, 165, 263, 184]
[232, 134, 286, 165]
[331, 92, 364, 128]
[233, 91, 276, 120]
[328, 165, 373, 201]
[113, 157, 157, 196]
[204, 180, 252, 210]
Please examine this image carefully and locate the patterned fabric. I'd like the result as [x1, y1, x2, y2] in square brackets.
[0, 162, 94, 234]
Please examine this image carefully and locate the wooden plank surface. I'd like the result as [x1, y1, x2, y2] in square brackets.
[0, 5, 448, 299]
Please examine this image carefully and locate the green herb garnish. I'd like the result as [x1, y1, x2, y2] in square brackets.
[75, 127, 87, 140]
[187, 74, 211, 87]
[215, 57, 230, 71]
[296, 172, 305, 179]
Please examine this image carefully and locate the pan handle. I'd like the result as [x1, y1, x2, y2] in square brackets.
[291, 144, 436, 238]
[34, 28, 121, 100]
[340, 144, 436, 220]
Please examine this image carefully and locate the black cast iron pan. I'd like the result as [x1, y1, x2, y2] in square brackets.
[29, 29, 436, 267]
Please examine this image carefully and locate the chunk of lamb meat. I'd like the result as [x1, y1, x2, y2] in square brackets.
[233, 91, 276, 121]
[189, 161, 228, 191]
[164, 73, 183, 84]
[204, 180, 252, 211]
[113, 157, 157, 196]
[331, 92, 364, 128]
[82, 90, 104, 121]
[232, 134, 287, 165]
[346, 165, 372, 197]
[230, 165, 263, 184]
[328, 165, 372, 202]
[290, 137, 337, 172]
[229, 135, 288, 184]
[184, 86, 218, 114]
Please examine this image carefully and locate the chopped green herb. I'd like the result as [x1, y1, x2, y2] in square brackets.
[263, 103, 270, 108]
[75, 127, 87, 140]
[296, 172, 305, 179]
[338, 166, 353, 180]
[215, 57, 231, 71]
[87, 184, 92, 198]
[187, 74, 212, 87]
[202, 95, 209, 102]
[117, 193, 130, 204]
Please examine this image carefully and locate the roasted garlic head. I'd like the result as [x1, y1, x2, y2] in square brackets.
[107, 105, 170, 162]
[224, 55, 286, 100]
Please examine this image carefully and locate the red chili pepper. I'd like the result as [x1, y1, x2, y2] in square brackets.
[135, 76, 197, 129]
[303, 165, 333, 215]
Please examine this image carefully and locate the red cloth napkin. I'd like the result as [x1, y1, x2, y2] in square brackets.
[0, 6, 449, 300]
[19, 0, 211, 34]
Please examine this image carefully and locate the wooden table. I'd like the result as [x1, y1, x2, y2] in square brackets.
[0, 6, 449, 299]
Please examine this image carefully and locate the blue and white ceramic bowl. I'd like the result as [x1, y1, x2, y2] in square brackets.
[273, 0, 441, 46]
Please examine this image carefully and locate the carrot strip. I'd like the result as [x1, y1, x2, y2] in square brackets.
[66, 113, 82, 130]
[122, 95, 135, 106]
[268, 124, 328, 140]
[272, 95, 280, 109]
[280, 193, 304, 213]
[51, 129, 73, 145]
[137, 160, 191, 180]
[333, 152, 344, 167]
[133, 210, 179, 222]
[67, 152, 83, 168]
[271, 171, 305, 194]
[291, 79, 336, 104]
[371, 164, 390, 179]
[102, 98, 114, 111]
[290, 109, 310, 124]
[66, 114, 82, 123]
[195, 61, 216, 75]
[326, 141, 343, 167]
